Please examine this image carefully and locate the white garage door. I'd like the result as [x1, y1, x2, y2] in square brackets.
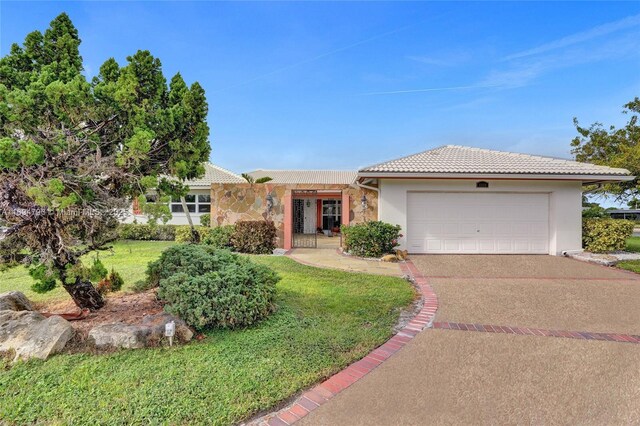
[407, 192, 549, 254]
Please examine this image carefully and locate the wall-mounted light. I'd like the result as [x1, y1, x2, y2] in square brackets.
[306, 199, 311, 208]
[266, 193, 274, 213]
[361, 194, 368, 210]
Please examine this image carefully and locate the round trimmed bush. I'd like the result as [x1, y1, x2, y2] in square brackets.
[152, 245, 280, 329]
[341, 221, 402, 258]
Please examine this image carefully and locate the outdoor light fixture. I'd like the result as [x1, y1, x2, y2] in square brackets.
[306, 199, 311, 208]
[165, 321, 176, 347]
[361, 194, 368, 210]
[266, 193, 273, 213]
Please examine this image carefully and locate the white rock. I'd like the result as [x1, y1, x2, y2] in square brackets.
[0, 310, 73, 361]
[88, 323, 151, 350]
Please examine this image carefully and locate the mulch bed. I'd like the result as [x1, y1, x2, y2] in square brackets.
[35, 290, 164, 342]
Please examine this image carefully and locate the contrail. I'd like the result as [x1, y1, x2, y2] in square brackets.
[210, 16, 445, 94]
[358, 84, 502, 96]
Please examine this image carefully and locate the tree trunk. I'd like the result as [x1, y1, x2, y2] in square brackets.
[180, 196, 200, 243]
[63, 278, 105, 311]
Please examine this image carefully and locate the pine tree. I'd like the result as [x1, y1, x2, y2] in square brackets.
[0, 13, 211, 310]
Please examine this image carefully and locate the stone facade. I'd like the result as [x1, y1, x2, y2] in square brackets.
[210, 183, 378, 248]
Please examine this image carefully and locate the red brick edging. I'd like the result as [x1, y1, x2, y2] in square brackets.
[434, 322, 640, 344]
[249, 260, 438, 426]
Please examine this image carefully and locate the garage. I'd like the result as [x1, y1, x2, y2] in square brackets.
[358, 145, 633, 256]
[406, 192, 549, 254]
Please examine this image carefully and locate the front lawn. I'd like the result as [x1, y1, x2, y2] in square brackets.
[616, 236, 640, 273]
[625, 236, 640, 253]
[0, 240, 175, 303]
[0, 255, 415, 425]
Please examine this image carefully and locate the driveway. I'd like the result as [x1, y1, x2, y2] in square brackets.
[299, 255, 640, 425]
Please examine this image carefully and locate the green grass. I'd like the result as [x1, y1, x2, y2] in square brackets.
[0, 253, 415, 425]
[0, 240, 175, 304]
[613, 237, 640, 273]
[625, 236, 640, 253]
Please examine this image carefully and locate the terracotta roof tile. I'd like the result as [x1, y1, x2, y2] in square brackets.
[359, 145, 631, 176]
[247, 170, 357, 185]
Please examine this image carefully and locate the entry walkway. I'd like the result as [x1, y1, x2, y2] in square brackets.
[287, 247, 402, 277]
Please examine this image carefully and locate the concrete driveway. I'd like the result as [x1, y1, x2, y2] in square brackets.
[299, 255, 640, 425]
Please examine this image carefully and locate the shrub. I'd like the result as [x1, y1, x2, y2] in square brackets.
[145, 244, 239, 288]
[89, 258, 108, 282]
[175, 225, 233, 246]
[582, 218, 634, 253]
[117, 223, 176, 241]
[202, 225, 235, 249]
[341, 221, 402, 258]
[199, 214, 211, 227]
[230, 221, 276, 254]
[96, 269, 124, 294]
[154, 245, 280, 329]
[175, 225, 201, 243]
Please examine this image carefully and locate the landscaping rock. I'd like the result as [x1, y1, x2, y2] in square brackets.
[88, 314, 193, 350]
[0, 291, 34, 312]
[88, 323, 150, 350]
[0, 310, 73, 361]
[141, 313, 194, 343]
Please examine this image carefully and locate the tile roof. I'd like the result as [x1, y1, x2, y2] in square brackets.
[359, 145, 632, 176]
[247, 170, 358, 185]
[186, 163, 245, 187]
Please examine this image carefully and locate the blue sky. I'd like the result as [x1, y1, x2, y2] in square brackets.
[1, 1, 639, 177]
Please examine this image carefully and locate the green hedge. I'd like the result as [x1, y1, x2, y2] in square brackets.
[582, 218, 634, 253]
[230, 221, 277, 254]
[152, 245, 279, 329]
[341, 221, 402, 258]
[202, 225, 235, 249]
[117, 223, 176, 241]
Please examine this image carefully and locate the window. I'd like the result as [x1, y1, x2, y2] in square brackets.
[198, 195, 211, 213]
[322, 200, 341, 230]
[170, 193, 210, 214]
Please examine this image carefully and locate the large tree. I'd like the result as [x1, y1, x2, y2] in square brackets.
[571, 97, 640, 201]
[0, 13, 210, 310]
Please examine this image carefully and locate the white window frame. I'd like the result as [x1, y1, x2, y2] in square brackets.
[170, 194, 211, 214]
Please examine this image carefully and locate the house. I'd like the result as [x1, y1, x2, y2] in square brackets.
[210, 145, 633, 255]
[608, 209, 640, 221]
[125, 163, 245, 225]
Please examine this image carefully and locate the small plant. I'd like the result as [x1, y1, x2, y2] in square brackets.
[230, 221, 276, 254]
[582, 218, 634, 253]
[341, 221, 402, 258]
[108, 269, 124, 292]
[199, 214, 211, 227]
[96, 269, 125, 294]
[29, 264, 57, 294]
[89, 258, 108, 282]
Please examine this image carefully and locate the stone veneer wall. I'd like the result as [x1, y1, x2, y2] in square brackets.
[210, 183, 378, 248]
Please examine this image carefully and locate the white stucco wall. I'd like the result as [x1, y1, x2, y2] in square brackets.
[378, 179, 583, 255]
[121, 189, 210, 226]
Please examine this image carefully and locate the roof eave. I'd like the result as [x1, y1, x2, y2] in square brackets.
[357, 172, 635, 182]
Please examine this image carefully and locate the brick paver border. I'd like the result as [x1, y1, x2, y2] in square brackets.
[433, 322, 640, 344]
[247, 260, 438, 426]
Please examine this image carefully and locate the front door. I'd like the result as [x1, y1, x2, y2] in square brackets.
[292, 190, 317, 248]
